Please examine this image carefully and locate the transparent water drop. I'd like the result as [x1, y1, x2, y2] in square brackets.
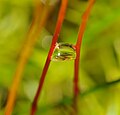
[51, 43, 76, 61]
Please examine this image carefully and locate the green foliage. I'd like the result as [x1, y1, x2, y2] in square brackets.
[0, 0, 120, 115]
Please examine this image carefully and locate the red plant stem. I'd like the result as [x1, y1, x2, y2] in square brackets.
[74, 0, 95, 97]
[31, 0, 68, 115]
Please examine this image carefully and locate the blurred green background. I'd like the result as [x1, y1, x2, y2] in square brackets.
[0, 0, 120, 115]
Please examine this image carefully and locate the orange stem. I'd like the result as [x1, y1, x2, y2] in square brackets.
[73, 0, 95, 113]
[73, 0, 95, 114]
[4, 1, 52, 115]
[31, 0, 68, 115]
[74, 0, 95, 96]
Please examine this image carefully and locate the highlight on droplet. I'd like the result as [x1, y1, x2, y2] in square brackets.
[51, 43, 76, 61]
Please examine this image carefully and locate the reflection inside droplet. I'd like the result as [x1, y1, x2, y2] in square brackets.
[51, 43, 76, 61]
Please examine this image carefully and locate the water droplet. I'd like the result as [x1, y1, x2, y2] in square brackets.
[51, 43, 76, 61]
